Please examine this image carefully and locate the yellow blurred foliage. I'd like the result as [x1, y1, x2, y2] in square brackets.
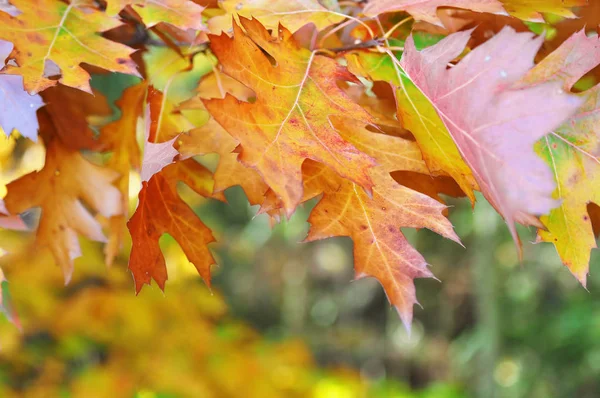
[0, 231, 373, 398]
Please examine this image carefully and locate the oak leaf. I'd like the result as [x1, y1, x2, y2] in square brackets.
[204, 17, 376, 214]
[178, 72, 268, 205]
[141, 115, 179, 182]
[4, 112, 122, 283]
[304, 122, 459, 329]
[100, 83, 146, 265]
[128, 160, 217, 292]
[400, 27, 582, 248]
[520, 31, 600, 285]
[0, 0, 139, 94]
[208, 0, 344, 33]
[0, 40, 43, 140]
[41, 84, 113, 151]
[106, 0, 205, 30]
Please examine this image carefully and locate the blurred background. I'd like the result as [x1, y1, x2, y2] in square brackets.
[1, 13, 600, 398]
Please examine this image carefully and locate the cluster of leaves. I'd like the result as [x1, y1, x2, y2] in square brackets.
[0, 0, 600, 331]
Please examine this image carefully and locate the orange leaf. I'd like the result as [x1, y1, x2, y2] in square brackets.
[128, 160, 217, 292]
[306, 164, 459, 329]
[204, 17, 376, 214]
[101, 83, 147, 265]
[179, 72, 268, 205]
[0, 0, 139, 94]
[41, 84, 113, 151]
[4, 112, 122, 283]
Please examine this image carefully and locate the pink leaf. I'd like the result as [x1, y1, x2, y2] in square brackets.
[400, 27, 583, 249]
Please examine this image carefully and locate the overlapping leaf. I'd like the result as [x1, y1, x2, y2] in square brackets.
[0, 40, 43, 139]
[304, 120, 459, 329]
[101, 83, 146, 265]
[208, 0, 344, 33]
[204, 17, 376, 214]
[346, 50, 478, 202]
[519, 31, 600, 285]
[0, 0, 139, 94]
[178, 71, 268, 205]
[4, 112, 122, 283]
[400, 27, 582, 248]
[106, 0, 205, 30]
[128, 160, 217, 292]
[41, 84, 112, 150]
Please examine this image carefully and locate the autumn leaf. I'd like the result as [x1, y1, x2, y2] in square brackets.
[0, 0, 139, 94]
[207, 0, 344, 33]
[141, 113, 179, 182]
[362, 0, 507, 26]
[178, 71, 268, 205]
[4, 112, 122, 283]
[106, 0, 205, 30]
[41, 84, 113, 151]
[519, 31, 600, 285]
[128, 160, 217, 292]
[101, 83, 146, 265]
[204, 17, 376, 214]
[304, 120, 459, 329]
[147, 85, 194, 143]
[0, 40, 43, 140]
[255, 116, 461, 327]
[400, 27, 582, 249]
[346, 50, 479, 202]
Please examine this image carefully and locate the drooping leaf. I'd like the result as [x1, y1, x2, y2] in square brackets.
[178, 72, 268, 205]
[363, 0, 507, 26]
[400, 27, 582, 248]
[208, 0, 344, 33]
[519, 31, 600, 285]
[4, 112, 122, 283]
[127, 160, 217, 292]
[204, 17, 376, 214]
[106, 0, 205, 30]
[41, 84, 113, 150]
[0, 0, 139, 94]
[304, 121, 460, 329]
[141, 118, 179, 182]
[346, 51, 479, 202]
[0, 40, 43, 140]
[100, 83, 146, 265]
